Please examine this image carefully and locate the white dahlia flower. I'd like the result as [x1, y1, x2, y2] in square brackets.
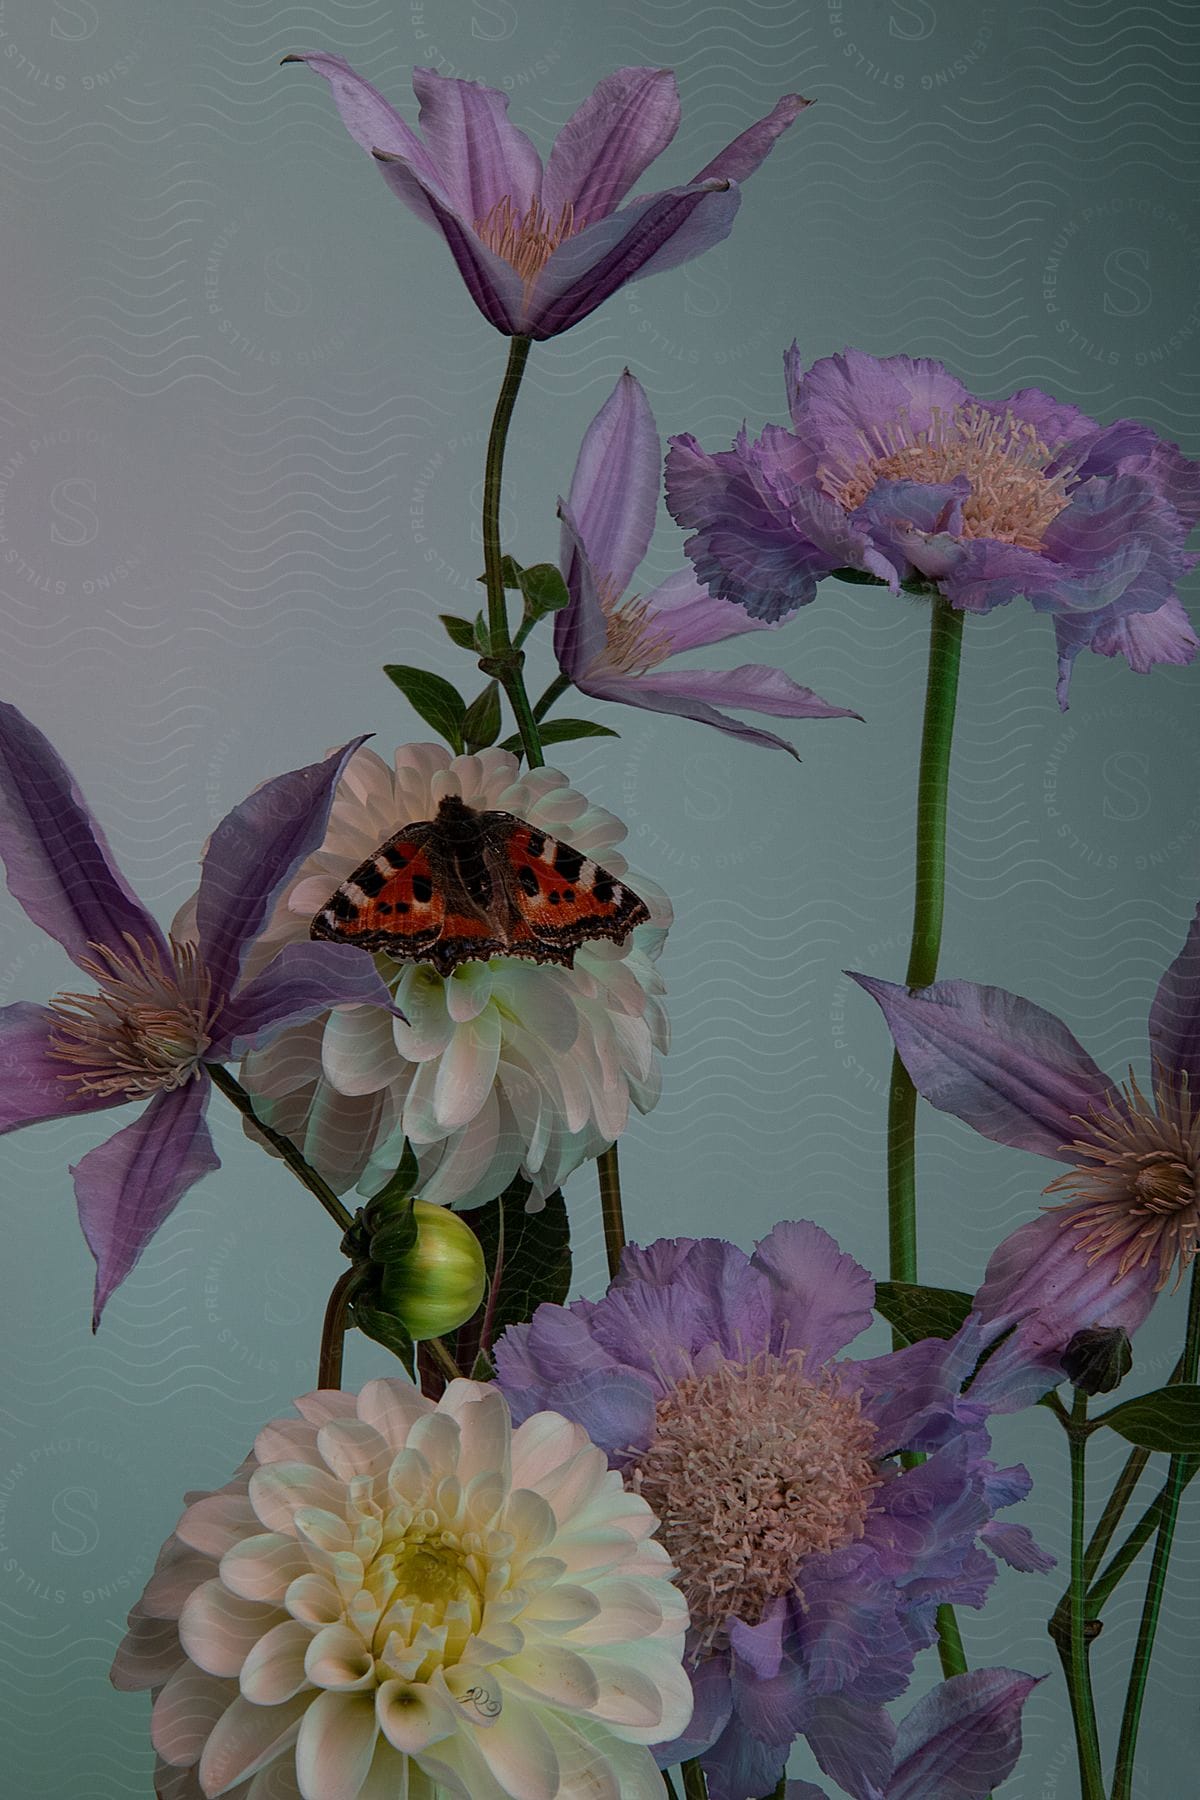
[111, 1379, 692, 1800]
[222, 744, 670, 1208]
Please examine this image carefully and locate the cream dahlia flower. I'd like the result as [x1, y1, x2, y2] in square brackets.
[216, 744, 670, 1208]
[111, 1379, 692, 1800]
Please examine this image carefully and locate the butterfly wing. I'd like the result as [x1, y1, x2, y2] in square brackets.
[483, 813, 651, 965]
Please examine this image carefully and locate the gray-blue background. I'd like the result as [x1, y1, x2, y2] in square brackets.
[1, 1, 1198, 1793]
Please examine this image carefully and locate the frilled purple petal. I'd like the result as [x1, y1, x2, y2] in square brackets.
[1073, 418, 1200, 529]
[852, 478, 971, 583]
[728, 1608, 809, 1748]
[886, 1669, 1040, 1800]
[614, 1236, 700, 1289]
[1038, 473, 1191, 614]
[702, 1720, 790, 1800]
[854, 1327, 986, 1457]
[73, 1080, 219, 1326]
[493, 1296, 615, 1389]
[371, 150, 526, 332]
[212, 941, 399, 1058]
[792, 1544, 910, 1698]
[867, 1442, 991, 1597]
[0, 702, 165, 971]
[582, 663, 856, 754]
[967, 1211, 1162, 1412]
[1086, 590, 1198, 677]
[999, 387, 1099, 451]
[692, 93, 809, 184]
[585, 1245, 769, 1381]
[514, 1367, 658, 1463]
[641, 566, 781, 650]
[801, 1694, 897, 1800]
[563, 370, 660, 598]
[788, 348, 969, 464]
[980, 1521, 1056, 1575]
[541, 67, 680, 228]
[194, 736, 369, 1004]
[652, 1650, 733, 1768]
[409, 67, 542, 222]
[751, 1218, 875, 1364]
[0, 1001, 121, 1132]
[1149, 899, 1200, 1089]
[666, 426, 894, 622]
[849, 973, 1120, 1159]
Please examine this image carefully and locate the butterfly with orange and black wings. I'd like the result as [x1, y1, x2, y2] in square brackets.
[310, 794, 651, 977]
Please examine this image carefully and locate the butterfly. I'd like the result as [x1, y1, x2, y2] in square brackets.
[310, 794, 651, 976]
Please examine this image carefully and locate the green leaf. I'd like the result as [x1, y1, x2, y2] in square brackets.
[439, 613, 477, 651]
[462, 681, 502, 753]
[470, 1175, 572, 1350]
[1096, 1384, 1200, 1453]
[350, 1297, 415, 1375]
[383, 665, 467, 753]
[517, 562, 571, 618]
[499, 718, 620, 754]
[874, 1280, 974, 1346]
[473, 612, 492, 655]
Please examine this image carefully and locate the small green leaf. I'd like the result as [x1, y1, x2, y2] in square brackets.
[517, 562, 571, 618]
[1096, 1384, 1200, 1453]
[470, 1177, 572, 1348]
[383, 665, 468, 752]
[499, 718, 620, 755]
[500, 555, 524, 588]
[439, 614, 477, 651]
[351, 1297, 415, 1375]
[462, 681, 503, 752]
[874, 1280, 974, 1346]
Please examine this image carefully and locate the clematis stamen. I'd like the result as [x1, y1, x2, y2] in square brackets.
[475, 195, 577, 289]
[46, 934, 218, 1099]
[591, 577, 674, 678]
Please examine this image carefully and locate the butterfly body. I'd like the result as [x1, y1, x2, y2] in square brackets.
[311, 794, 650, 976]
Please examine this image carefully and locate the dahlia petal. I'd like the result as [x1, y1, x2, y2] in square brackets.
[433, 1009, 502, 1130]
[444, 961, 494, 1024]
[555, 1712, 672, 1800]
[198, 1691, 309, 1797]
[196, 739, 369, 1002]
[320, 1005, 401, 1096]
[220, 1533, 311, 1605]
[151, 1663, 237, 1767]
[470, 1691, 559, 1800]
[1149, 899, 1200, 1088]
[292, 1389, 361, 1425]
[752, 1218, 876, 1363]
[375, 1678, 460, 1754]
[295, 1691, 379, 1800]
[503, 1644, 602, 1712]
[440, 1382, 511, 1486]
[75, 1079, 220, 1326]
[886, 1668, 1040, 1800]
[691, 92, 809, 184]
[176, 1491, 260, 1559]
[802, 1694, 896, 1800]
[316, 1419, 393, 1483]
[239, 1619, 313, 1704]
[509, 1408, 599, 1487]
[141, 1548, 222, 1619]
[304, 1623, 375, 1693]
[542, 67, 680, 228]
[848, 973, 1119, 1158]
[110, 1608, 187, 1690]
[249, 1463, 347, 1535]
[215, 943, 397, 1058]
[0, 701, 166, 969]
[355, 1377, 433, 1450]
[178, 1581, 283, 1678]
[0, 1001, 121, 1131]
[563, 371, 660, 599]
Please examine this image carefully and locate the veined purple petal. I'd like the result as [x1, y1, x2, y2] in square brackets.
[410, 67, 542, 224]
[702, 1720, 790, 1800]
[542, 67, 681, 228]
[555, 500, 618, 680]
[578, 666, 848, 755]
[728, 1611, 808, 1748]
[802, 1693, 897, 1800]
[371, 151, 525, 332]
[691, 92, 810, 184]
[751, 1218, 875, 1364]
[73, 1080, 219, 1326]
[998, 387, 1098, 452]
[652, 1651, 733, 1768]
[1148, 899, 1200, 1088]
[194, 736, 369, 1005]
[788, 348, 969, 464]
[848, 973, 1119, 1159]
[1086, 590, 1198, 677]
[1038, 474, 1190, 616]
[282, 53, 437, 176]
[980, 1521, 1056, 1575]
[0, 702, 165, 970]
[640, 567, 781, 651]
[620, 663, 860, 721]
[786, 1785, 836, 1800]
[853, 478, 971, 584]
[886, 1669, 1040, 1800]
[1072, 418, 1200, 529]
[0, 1001, 121, 1132]
[564, 371, 660, 597]
[212, 941, 399, 1059]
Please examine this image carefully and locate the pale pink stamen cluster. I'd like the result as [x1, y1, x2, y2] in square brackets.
[46, 934, 217, 1099]
[475, 195, 577, 288]
[592, 576, 674, 678]
[822, 402, 1077, 549]
[632, 1352, 880, 1651]
[1046, 1069, 1200, 1290]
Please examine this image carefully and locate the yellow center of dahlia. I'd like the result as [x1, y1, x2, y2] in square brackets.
[631, 1352, 880, 1652]
[475, 196, 578, 287]
[46, 934, 217, 1098]
[821, 401, 1077, 549]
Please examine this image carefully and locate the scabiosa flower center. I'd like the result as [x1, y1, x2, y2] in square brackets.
[1045, 1071, 1200, 1289]
[631, 1352, 879, 1650]
[591, 577, 674, 678]
[475, 196, 578, 288]
[822, 403, 1077, 550]
[46, 935, 217, 1099]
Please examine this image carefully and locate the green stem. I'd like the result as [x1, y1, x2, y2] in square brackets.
[597, 1143, 625, 1280]
[1087, 1464, 1199, 1615]
[206, 1062, 354, 1233]
[885, 598, 964, 1293]
[1110, 1265, 1200, 1800]
[681, 1760, 708, 1800]
[317, 1267, 364, 1389]
[934, 1602, 968, 1679]
[480, 335, 544, 769]
[532, 670, 572, 721]
[1060, 1389, 1105, 1800]
[426, 1335, 464, 1383]
[662, 1776, 682, 1800]
[1083, 1446, 1151, 1586]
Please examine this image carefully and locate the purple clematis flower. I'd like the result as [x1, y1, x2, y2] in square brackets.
[493, 1220, 1049, 1800]
[284, 56, 807, 339]
[666, 346, 1200, 707]
[556, 370, 860, 753]
[0, 705, 396, 1325]
[787, 1666, 1041, 1800]
[850, 907, 1200, 1408]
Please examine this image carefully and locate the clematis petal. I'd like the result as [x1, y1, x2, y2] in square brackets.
[562, 370, 660, 598]
[886, 1668, 1041, 1800]
[608, 661, 859, 724]
[802, 1694, 896, 1800]
[556, 500, 620, 681]
[195, 737, 370, 1003]
[282, 53, 437, 174]
[410, 67, 542, 222]
[848, 973, 1120, 1159]
[368, 151, 528, 332]
[0, 701, 165, 969]
[1149, 899, 1200, 1088]
[639, 566, 781, 651]
[74, 1080, 220, 1327]
[0, 1001, 122, 1132]
[542, 67, 680, 227]
[691, 92, 810, 184]
[215, 941, 398, 1057]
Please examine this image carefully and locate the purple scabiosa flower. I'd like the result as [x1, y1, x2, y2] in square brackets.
[493, 1221, 1048, 1800]
[666, 346, 1200, 707]
[284, 57, 807, 340]
[556, 370, 860, 753]
[850, 903, 1200, 1408]
[0, 705, 395, 1324]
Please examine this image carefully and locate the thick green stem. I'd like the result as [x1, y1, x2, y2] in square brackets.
[681, 1760, 708, 1800]
[661, 1776, 681, 1800]
[885, 599, 964, 1291]
[425, 1336, 464, 1383]
[597, 1143, 625, 1280]
[480, 336, 545, 768]
[1110, 1265, 1200, 1800]
[206, 1062, 354, 1233]
[934, 1603, 968, 1679]
[1087, 1463, 1199, 1615]
[1058, 1390, 1105, 1800]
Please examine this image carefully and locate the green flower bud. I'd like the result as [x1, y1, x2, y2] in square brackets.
[376, 1201, 486, 1341]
